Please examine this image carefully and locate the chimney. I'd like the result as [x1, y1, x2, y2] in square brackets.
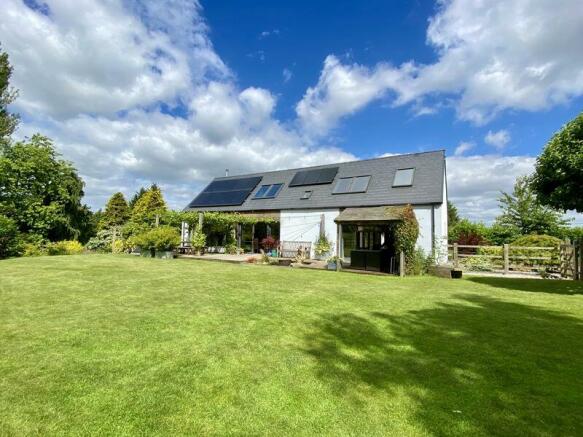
[225, 168, 229, 177]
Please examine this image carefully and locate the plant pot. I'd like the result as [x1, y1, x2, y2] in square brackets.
[451, 269, 463, 279]
[140, 249, 153, 258]
[155, 250, 174, 259]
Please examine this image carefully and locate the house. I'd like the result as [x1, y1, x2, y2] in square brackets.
[184, 150, 448, 272]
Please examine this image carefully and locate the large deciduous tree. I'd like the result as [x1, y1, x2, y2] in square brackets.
[0, 46, 19, 147]
[495, 176, 569, 237]
[0, 134, 90, 241]
[531, 112, 583, 212]
[100, 192, 130, 229]
[447, 201, 460, 227]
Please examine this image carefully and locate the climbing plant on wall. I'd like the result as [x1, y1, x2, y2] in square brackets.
[389, 205, 419, 274]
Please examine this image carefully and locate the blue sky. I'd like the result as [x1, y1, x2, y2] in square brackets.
[1, 0, 582, 223]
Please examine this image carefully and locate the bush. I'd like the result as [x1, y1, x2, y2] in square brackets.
[22, 242, 46, 257]
[47, 240, 84, 256]
[111, 239, 125, 254]
[314, 234, 332, 257]
[86, 229, 114, 252]
[449, 219, 489, 246]
[460, 256, 495, 272]
[511, 234, 561, 269]
[407, 248, 431, 276]
[135, 226, 180, 252]
[190, 227, 206, 252]
[261, 236, 278, 251]
[485, 223, 521, 245]
[0, 215, 23, 259]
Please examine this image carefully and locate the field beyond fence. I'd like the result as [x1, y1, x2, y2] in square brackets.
[448, 241, 583, 279]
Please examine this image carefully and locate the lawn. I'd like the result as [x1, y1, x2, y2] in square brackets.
[1, 255, 582, 436]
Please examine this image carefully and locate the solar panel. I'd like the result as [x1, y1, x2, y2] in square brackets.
[289, 166, 338, 187]
[188, 176, 262, 207]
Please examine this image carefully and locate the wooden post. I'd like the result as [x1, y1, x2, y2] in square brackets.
[336, 223, 342, 271]
[155, 214, 160, 227]
[399, 251, 405, 277]
[198, 212, 203, 230]
[453, 243, 459, 268]
[503, 244, 509, 274]
[574, 240, 579, 281]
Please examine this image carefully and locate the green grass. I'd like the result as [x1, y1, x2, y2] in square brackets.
[1, 255, 582, 436]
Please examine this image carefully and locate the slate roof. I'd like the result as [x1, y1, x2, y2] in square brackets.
[185, 150, 446, 212]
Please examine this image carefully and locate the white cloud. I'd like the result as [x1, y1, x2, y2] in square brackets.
[0, 0, 228, 119]
[296, 55, 410, 136]
[2, 0, 353, 210]
[454, 141, 474, 156]
[282, 68, 293, 83]
[297, 0, 583, 135]
[446, 155, 536, 222]
[259, 29, 280, 39]
[484, 129, 511, 150]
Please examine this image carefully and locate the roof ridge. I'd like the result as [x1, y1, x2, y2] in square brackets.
[215, 149, 445, 180]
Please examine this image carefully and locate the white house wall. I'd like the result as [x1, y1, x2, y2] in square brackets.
[280, 209, 340, 258]
[412, 206, 433, 255]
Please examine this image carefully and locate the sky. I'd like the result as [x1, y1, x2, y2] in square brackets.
[1, 0, 582, 224]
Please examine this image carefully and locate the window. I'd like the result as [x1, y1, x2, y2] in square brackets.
[333, 175, 371, 194]
[301, 190, 312, 199]
[392, 168, 415, 187]
[254, 183, 283, 199]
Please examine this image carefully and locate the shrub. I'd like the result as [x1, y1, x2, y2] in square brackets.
[449, 219, 489, 246]
[111, 239, 125, 254]
[407, 248, 431, 276]
[135, 226, 180, 252]
[511, 234, 561, 269]
[47, 240, 84, 256]
[261, 236, 278, 251]
[22, 242, 45, 257]
[86, 229, 114, 252]
[391, 205, 419, 273]
[191, 227, 207, 253]
[314, 234, 332, 257]
[0, 215, 23, 259]
[485, 223, 521, 245]
[460, 256, 495, 272]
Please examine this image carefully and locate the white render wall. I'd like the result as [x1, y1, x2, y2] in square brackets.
[412, 206, 433, 255]
[280, 209, 340, 258]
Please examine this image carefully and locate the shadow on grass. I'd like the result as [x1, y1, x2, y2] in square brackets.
[303, 295, 583, 435]
[465, 276, 583, 295]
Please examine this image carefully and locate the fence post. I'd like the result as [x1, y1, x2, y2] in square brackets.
[503, 244, 509, 275]
[453, 243, 458, 268]
[399, 251, 405, 277]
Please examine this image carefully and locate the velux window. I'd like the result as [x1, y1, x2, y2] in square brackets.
[333, 176, 371, 194]
[254, 183, 283, 199]
[392, 168, 415, 187]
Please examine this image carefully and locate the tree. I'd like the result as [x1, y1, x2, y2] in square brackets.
[0, 46, 19, 147]
[129, 187, 147, 210]
[100, 192, 130, 229]
[447, 201, 460, 227]
[495, 176, 569, 237]
[0, 134, 91, 241]
[0, 214, 22, 258]
[531, 112, 583, 212]
[131, 184, 167, 225]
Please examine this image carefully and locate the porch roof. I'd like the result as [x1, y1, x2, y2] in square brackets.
[334, 206, 405, 223]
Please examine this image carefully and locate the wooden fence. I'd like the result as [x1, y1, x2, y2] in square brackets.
[449, 240, 583, 279]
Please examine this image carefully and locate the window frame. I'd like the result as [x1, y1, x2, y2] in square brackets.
[392, 168, 415, 187]
[253, 183, 283, 199]
[332, 175, 371, 194]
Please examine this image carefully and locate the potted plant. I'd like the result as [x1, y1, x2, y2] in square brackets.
[152, 226, 180, 259]
[314, 234, 332, 260]
[326, 256, 341, 270]
[261, 236, 278, 257]
[134, 226, 180, 259]
[191, 227, 206, 256]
